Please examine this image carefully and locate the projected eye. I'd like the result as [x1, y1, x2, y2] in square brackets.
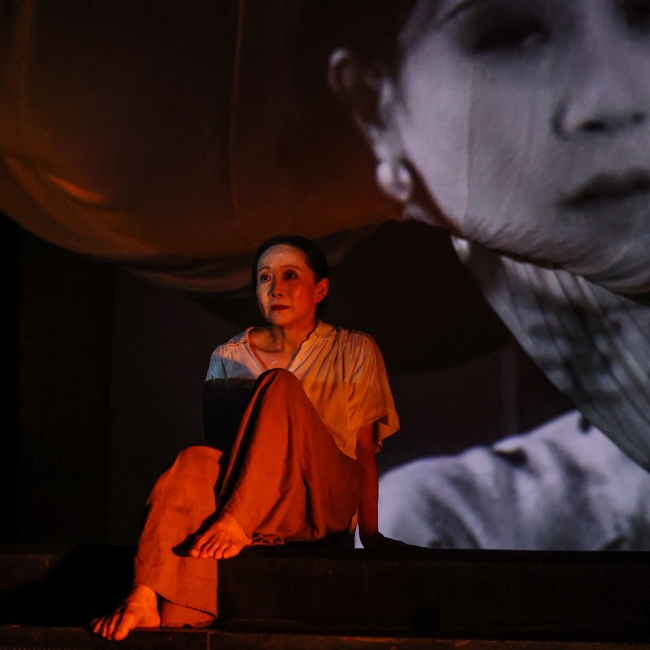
[455, 6, 549, 54]
[620, 0, 650, 31]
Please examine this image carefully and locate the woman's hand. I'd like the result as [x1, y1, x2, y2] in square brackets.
[355, 425, 419, 551]
[355, 425, 411, 550]
[359, 529, 410, 549]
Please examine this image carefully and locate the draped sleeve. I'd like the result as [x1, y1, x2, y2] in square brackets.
[346, 333, 400, 453]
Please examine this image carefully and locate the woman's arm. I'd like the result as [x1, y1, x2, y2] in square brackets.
[355, 424, 380, 545]
[355, 424, 406, 548]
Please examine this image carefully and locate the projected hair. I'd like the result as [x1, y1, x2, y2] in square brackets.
[294, 1, 421, 80]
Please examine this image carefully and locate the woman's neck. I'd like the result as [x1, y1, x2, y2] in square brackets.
[265, 320, 317, 352]
[249, 320, 319, 370]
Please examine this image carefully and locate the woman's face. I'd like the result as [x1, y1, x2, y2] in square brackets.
[381, 0, 650, 293]
[255, 244, 328, 328]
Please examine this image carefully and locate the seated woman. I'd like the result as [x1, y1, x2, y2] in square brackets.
[92, 234, 400, 640]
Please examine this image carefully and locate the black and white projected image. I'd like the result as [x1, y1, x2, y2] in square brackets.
[328, 0, 650, 295]
[323, 0, 650, 549]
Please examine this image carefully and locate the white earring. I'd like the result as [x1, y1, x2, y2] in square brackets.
[450, 235, 472, 263]
[375, 160, 413, 203]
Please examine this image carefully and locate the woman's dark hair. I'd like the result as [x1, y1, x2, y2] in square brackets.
[251, 234, 330, 318]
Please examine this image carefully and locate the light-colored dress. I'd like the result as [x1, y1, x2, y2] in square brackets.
[205, 321, 400, 459]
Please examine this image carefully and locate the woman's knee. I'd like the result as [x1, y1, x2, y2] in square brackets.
[174, 445, 222, 473]
[252, 369, 325, 439]
[151, 446, 222, 499]
[259, 367, 299, 384]
[256, 368, 303, 394]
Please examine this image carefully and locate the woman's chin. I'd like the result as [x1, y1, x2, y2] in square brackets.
[265, 310, 293, 326]
[559, 240, 650, 295]
[265, 310, 319, 329]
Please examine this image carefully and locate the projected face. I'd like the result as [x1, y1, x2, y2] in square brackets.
[336, 0, 650, 294]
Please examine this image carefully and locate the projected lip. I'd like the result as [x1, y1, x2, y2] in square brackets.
[270, 305, 288, 311]
[562, 170, 650, 209]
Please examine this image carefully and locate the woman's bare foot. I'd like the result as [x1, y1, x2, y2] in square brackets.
[189, 511, 252, 559]
[91, 584, 161, 640]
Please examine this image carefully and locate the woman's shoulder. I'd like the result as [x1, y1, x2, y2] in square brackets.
[319, 322, 377, 353]
[206, 328, 259, 380]
[211, 328, 251, 359]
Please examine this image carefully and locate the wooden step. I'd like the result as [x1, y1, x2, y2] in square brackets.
[2, 545, 650, 642]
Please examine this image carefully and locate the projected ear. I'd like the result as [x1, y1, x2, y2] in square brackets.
[329, 48, 412, 204]
[329, 49, 383, 127]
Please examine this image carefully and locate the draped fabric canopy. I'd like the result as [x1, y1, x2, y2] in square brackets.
[0, 0, 396, 290]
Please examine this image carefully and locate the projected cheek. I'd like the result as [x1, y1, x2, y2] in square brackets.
[393, 0, 650, 290]
[394, 2, 561, 238]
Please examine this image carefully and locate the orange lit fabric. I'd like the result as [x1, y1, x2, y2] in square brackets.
[0, 2, 396, 291]
[135, 369, 364, 626]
